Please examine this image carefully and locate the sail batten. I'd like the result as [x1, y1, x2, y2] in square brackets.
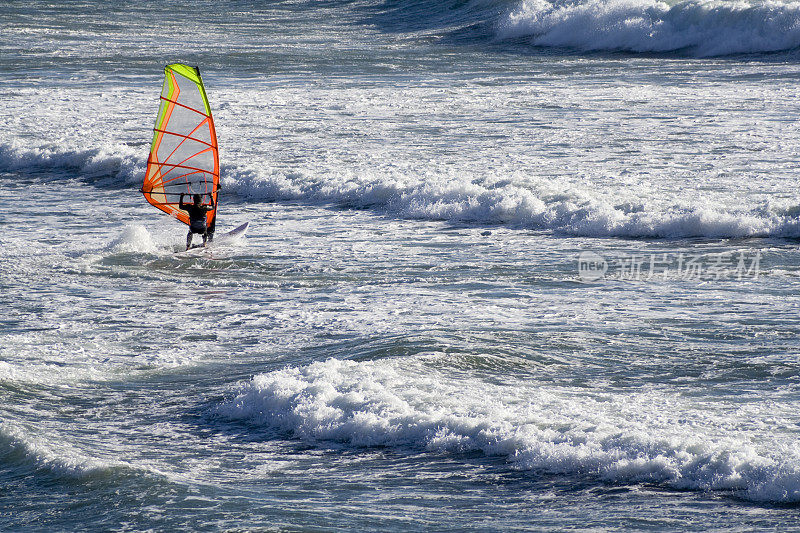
[159, 96, 210, 117]
[142, 64, 219, 227]
[153, 129, 215, 148]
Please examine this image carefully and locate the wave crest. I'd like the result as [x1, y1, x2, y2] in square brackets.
[497, 0, 800, 56]
[0, 142, 143, 187]
[0, 422, 131, 479]
[4, 142, 799, 239]
[218, 356, 800, 502]
[226, 162, 800, 238]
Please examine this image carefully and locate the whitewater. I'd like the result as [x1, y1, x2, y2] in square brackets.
[3, 0, 800, 530]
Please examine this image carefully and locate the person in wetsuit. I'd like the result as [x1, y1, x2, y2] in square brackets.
[179, 193, 215, 249]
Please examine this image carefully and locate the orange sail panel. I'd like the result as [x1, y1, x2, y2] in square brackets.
[142, 64, 219, 227]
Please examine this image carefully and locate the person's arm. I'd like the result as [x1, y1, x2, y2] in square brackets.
[179, 193, 188, 209]
[202, 194, 215, 211]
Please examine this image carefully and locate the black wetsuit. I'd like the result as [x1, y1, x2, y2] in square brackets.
[180, 194, 214, 248]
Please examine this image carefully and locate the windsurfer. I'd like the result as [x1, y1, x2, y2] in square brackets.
[180, 193, 214, 249]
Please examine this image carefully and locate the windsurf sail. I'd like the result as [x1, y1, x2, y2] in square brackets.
[142, 64, 219, 228]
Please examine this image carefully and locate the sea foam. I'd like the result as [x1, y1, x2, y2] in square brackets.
[107, 225, 159, 254]
[218, 356, 800, 503]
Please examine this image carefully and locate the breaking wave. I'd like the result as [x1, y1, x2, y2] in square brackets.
[496, 0, 800, 56]
[370, 0, 800, 57]
[225, 162, 800, 238]
[3, 142, 800, 239]
[218, 356, 800, 503]
[0, 142, 143, 188]
[0, 421, 132, 480]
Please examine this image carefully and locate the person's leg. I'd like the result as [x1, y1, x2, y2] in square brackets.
[186, 230, 192, 250]
[202, 230, 208, 246]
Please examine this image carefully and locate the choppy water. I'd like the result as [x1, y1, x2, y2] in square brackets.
[3, 0, 800, 530]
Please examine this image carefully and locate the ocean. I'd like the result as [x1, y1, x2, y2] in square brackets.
[3, 0, 800, 530]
